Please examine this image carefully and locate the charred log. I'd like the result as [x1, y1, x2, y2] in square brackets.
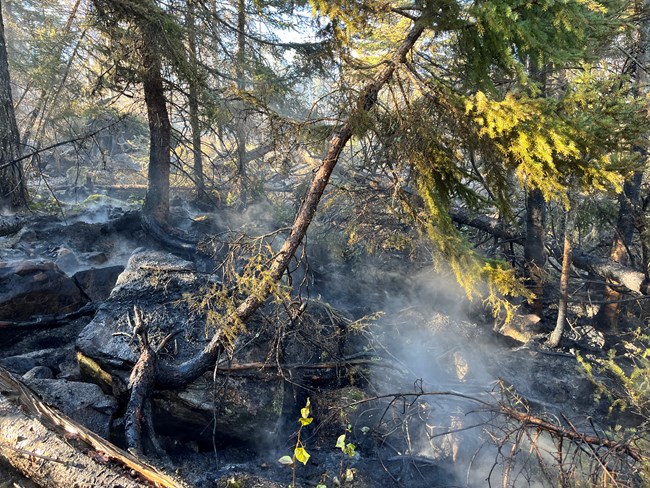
[124, 307, 158, 456]
[0, 365, 183, 488]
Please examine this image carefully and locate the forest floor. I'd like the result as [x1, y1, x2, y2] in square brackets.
[0, 195, 645, 487]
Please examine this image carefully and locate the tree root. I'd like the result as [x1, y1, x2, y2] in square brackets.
[124, 306, 158, 456]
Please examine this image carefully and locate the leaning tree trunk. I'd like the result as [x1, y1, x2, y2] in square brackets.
[140, 26, 171, 224]
[524, 187, 546, 316]
[547, 204, 576, 348]
[155, 17, 429, 388]
[0, 1, 27, 210]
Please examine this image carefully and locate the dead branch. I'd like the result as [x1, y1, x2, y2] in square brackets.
[0, 302, 98, 330]
[124, 306, 158, 456]
[496, 405, 643, 463]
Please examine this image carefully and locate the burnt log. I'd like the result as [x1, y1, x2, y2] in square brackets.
[0, 365, 183, 488]
[570, 250, 650, 295]
[449, 208, 524, 245]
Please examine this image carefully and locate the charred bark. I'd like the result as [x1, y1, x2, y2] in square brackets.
[0, 365, 182, 488]
[124, 307, 158, 456]
[0, 3, 27, 210]
[595, 174, 642, 331]
[156, 17, 428, 388]
[524, 188, 546, 316]
[140, 30, 172, 224]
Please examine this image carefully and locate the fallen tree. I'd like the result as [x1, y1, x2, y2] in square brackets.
[450, 208, 650, 296]
[0, 365, 183, 488]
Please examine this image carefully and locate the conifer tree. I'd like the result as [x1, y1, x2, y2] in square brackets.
[0, 0, 27, 210]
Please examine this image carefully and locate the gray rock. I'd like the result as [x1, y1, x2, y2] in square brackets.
[77, 250, 340, 444]
[54, 247, 81, 274]
[1, 347, 75, 376]
[0, 259, 87, 321]
[24, 379, 118, 438]
[72, 265, 125, 301]
[0, 356, 39, 375]
[23, 366, 54, 380]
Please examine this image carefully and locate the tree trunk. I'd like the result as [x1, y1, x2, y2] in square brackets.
[140, 28, 171, 223]
[0, 365, 181, 488]
[235, 0, 248, 203]
[0, 1, 27, 210]
[155, 17, 428, 388]
[596, 0, 650, 332]
[524, 187, 546, 316]
[547, 205, 575, 348]
[595, 174, 642, 331]
[187, 0, 205, 202]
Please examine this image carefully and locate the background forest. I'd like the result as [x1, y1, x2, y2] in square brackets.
[3, 0, 650, 486]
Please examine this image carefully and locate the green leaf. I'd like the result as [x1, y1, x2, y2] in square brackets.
[335, 434, 346, 450]
[299, 417, 313, 426]
[294, 446, 310, 465]
[278, 455, 294, 466]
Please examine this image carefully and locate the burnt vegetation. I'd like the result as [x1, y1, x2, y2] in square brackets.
[2, 0, 650, 487]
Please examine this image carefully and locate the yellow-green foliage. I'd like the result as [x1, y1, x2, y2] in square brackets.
[182, 243, 291, 351]
[415, 179, 531, 315]
[577, 343, 650, 481]
[465, 91, 623, 205]
[184, 283, 246, 349]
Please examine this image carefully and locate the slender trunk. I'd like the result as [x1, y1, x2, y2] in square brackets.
[156, 18, 428, 388]
[524, 187, 546, 316]
[235, 0, 248, 203]
[547, 206, 575, 348]
[140, 30, 171, 223]
[0, 1, 27, 209]
[22, 0, 82, 147]
[187, 0, 205, 201]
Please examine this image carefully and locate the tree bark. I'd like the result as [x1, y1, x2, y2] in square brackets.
[187, 0, 205, 202]
[596, 0, 649, 332]
[595, 174, 642, 331]
[0, 1, 27, 210]
[0, 365, 182, 488]
[235, 0, 248, 203]
[140, 27, 171, 223]
[524, 188, 546, 316]
[547, 206, 575, 348]
[156, 17, 428, 388]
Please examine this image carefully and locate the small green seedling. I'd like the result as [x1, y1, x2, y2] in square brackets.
[278, 398, 313, 488]
[335, 426, 357, 485]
